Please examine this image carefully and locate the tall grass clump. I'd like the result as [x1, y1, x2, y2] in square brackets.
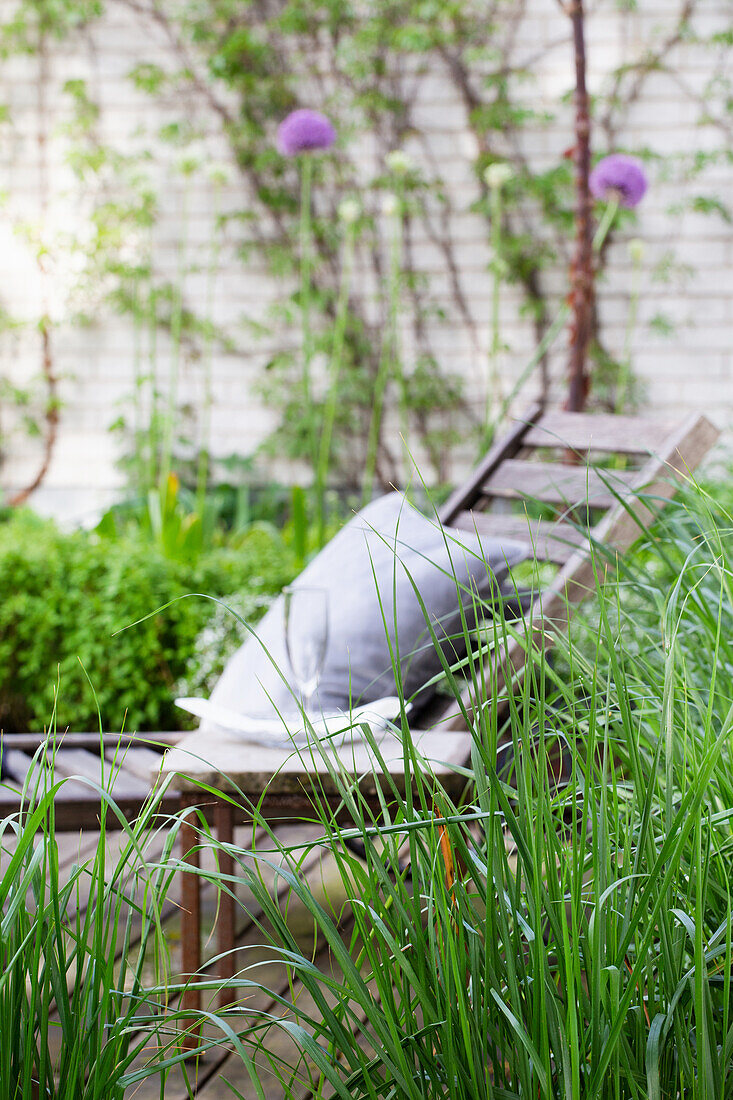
[179, 474, 733, 1098]
[0, 728, 191, 1098]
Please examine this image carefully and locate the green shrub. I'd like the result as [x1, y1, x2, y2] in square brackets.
[0, 511, 296, 732]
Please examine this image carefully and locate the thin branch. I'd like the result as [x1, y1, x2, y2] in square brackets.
[10, 31, 58, 508]
[598, 0, 699, 145]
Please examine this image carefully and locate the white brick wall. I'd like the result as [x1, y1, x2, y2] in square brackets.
[0, 0, 731, 520]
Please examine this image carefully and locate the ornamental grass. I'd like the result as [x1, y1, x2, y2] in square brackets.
[179, 474, 733, 1099]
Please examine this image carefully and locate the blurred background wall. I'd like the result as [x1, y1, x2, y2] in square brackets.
[0, 0, 730, 521]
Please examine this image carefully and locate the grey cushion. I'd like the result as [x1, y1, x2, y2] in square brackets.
[207, 492, 529, 723]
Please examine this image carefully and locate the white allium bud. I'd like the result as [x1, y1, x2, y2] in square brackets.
[483, 162, 513, 190]
[207, 161, 234, 187]
[338, 197, 361, 225]
[176, 152, 202, 178]
[381, 193, 400, 217]
[385, 149, 415, 176]
[628, 237, 645, 263]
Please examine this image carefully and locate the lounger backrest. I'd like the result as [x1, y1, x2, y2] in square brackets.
[435, 405, 720, 729]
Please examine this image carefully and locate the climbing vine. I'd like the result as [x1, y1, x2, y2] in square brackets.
[0, 0, 730, 503]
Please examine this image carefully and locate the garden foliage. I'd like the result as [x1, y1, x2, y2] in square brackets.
[170, 474, 733, 1098]
[0, 510, 295, 732]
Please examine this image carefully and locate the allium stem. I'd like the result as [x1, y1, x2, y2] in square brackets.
[147, 227, 159, 491]
[388, 196, 407, 453]
[487, 182, 505, 427]
[615, 238, 642, 414]
[161, 175, 189, 493]
[131, 267, 144, 492]
[315, 222, 356, 547]
[363, 196, 402, 505]
[363, 345, 390, 508]
[495, 304, 570, 428]
[196, 183, 223, 516]
[299, 156, 316, 471]
[593, 195, 619, 250]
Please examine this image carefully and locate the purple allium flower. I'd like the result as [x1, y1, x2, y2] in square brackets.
[589, 154, 648, 208]
[276, 109, 336, 156]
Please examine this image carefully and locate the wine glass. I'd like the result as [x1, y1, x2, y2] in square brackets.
[283, 586, 329, 716]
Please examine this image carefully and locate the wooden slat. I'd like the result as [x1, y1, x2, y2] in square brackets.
[439, 402, 542, 525]
[0, 788, 180, 829]
[453, 510, 588, 564]
[484, 459, 638, 508]
[51, 748, 152, 800]
[1, 748, 41, 787]
[0, 731, 182, 752]
[104, 746, 167, 783]
[0, 747, 180, 829]
[523, 411, 675, 454]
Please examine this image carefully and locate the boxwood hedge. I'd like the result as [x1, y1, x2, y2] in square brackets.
[0, 511, 296, 733]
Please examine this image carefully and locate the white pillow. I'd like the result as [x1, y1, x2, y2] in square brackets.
[206, 493, 528, 723]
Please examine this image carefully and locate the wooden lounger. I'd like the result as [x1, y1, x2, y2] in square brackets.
[158, 404, 719, 1017]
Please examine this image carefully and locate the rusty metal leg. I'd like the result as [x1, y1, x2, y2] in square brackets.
[179, 792, 201, 1048]
[215, 797, 236, 1007]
